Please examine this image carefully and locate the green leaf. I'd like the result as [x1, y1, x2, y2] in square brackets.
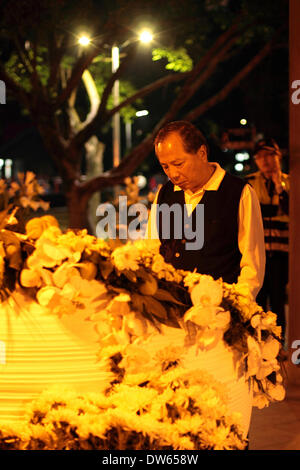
[123, 270, 137, 283]
[142, 296, 168, 321]
[152, 47, 193, 72]
[154, 288, 187, 306]
[99, 259, 114, 279]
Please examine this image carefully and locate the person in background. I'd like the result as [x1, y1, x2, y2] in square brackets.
[245, 138, 289, 344]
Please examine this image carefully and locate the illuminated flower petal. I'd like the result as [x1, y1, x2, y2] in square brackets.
[261, 337, 281, 361]
[190, 276, 222, 307]
[20, 268, 41, 288]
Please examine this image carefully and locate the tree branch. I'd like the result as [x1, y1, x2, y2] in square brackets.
[104, 71, 191, 121]
[78, 134, 154, 195]
[54, 46, 101, 109]
[48, 33, 69, 92]
[81, 69, 101, 125]
[69, 11, 247, 153]
[68, 43, 138, 151]
[13, 35, 33, 76]
[0, 65, 30, 109]
[76, 15, 250, 197]
[78, 25, 283, 199]
[184, 33, 280, 122]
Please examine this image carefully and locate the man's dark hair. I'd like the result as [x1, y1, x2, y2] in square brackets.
[154, 121, 209, 157]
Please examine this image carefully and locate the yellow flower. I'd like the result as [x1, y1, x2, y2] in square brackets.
[112, 243, 140, 271]
[246, 336, 280, 380]
[261, 337, 281, 361]
[0, 241, 6, 286]
[183, 271, 203, 289]
[266, 382, 285, 401]
[235, 282, 251, 299]
[52, 262, 80, 288]
[20, 268, 41, 288]
[246, 336, 262, 377]
[25, 216, 59, 240]
[251, 310, 277, 330]
[252, 393, 270, 409]
[108, 294, 131, 315]
[122, 312, 148, 337]
[119, 345, 152, 375]
[184, 305, 230, 330]
[36, 286, 60, 307]
[190, 276, 223, 307]
[196, 328, 223, 351]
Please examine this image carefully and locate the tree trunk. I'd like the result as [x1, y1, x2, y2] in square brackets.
[85, 136, 105, 235]
[66, 183, 91, 231]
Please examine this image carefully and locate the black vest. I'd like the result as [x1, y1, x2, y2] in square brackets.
[156, 173, 247, 283]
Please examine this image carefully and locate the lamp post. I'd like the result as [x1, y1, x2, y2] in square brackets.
[111, 30, 152, 197]
[112, 46, 121, 170]
[78, 29, 153, 195]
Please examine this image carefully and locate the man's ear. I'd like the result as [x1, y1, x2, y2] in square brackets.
[197, 145, 207, 161]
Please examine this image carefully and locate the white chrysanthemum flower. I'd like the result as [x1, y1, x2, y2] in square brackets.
[111, 243, 140, 271]
[183, 271, 203, 289]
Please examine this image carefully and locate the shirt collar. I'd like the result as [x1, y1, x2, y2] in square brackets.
[174, 162, 225, 195]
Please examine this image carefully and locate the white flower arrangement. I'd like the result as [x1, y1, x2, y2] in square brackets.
[0, 367, 246, 450]
[14, 219, 285, 410]
[0, 213, 286, 450]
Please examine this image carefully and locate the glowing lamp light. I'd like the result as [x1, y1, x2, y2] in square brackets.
[234, 163, 244, 172]
[78, 35, 91, 46]
[136, 110, 149, 117]
[235, 152, 250, 162]
[139, 30, 153, 44]
[137, 175, 147, 189]
[240, 118, 247, 126]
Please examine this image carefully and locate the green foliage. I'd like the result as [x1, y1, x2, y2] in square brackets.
[152, 47, 193, 73]
[5, 54, 30, 89]
[5, 47, 50, 91]
[88, 58, 143, 123]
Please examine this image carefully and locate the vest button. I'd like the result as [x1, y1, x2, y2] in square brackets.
[175, 252, 180, 257]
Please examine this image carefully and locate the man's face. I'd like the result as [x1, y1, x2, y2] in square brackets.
[254, 149, 281, 176]
[155, 132, 208, 192]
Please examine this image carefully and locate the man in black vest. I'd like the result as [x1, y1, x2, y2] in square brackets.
[147, 121, 265, 300]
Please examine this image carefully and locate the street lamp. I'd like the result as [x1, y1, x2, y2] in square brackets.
[78, 35, 91, 47]
[78, 31, 153, 189]
[112, 30, 153, 177]
[139, 30, 153, 44]
[112, 46, 121, 170]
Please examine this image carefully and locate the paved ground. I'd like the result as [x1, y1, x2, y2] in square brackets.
[249, 382, 300, 450]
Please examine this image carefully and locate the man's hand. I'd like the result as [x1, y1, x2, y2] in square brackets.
[271, 156, 284, 194]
